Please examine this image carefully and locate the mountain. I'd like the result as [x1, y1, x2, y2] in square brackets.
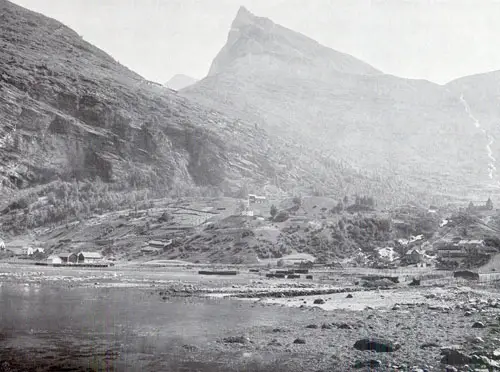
[0, 0, 290, 203]
[183, 6, 499, 200]
[0, 0, 438, 218]
[164, 74, 198, 91]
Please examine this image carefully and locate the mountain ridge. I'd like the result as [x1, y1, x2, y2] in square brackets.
[183, 6, 500, 200]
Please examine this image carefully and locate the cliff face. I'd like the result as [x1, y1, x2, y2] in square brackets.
[0, 0, 281, 198]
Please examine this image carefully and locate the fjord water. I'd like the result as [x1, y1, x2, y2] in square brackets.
[0, 284, 285, 371]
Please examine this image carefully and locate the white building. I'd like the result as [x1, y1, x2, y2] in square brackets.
[47, 255, 62, 264]
[248, 194, 267, 204]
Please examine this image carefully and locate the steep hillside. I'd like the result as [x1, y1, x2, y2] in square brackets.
[0, 0, 288, 204]
[183, 6, 497, 200]
[446, 71, 500, 188]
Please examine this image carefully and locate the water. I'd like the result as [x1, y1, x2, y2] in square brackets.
[0, 284, 289, 371]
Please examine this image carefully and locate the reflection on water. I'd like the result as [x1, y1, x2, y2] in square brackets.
[0, 284, 286, 371]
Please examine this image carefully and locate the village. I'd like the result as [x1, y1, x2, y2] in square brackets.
[1, 193, 500, 276]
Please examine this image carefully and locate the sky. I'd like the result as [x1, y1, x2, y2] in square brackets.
[10, 0, 500, 85]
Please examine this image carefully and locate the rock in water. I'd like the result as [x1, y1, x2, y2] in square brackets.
[353, 338, 401, 353]
[472, 321, 485, 328]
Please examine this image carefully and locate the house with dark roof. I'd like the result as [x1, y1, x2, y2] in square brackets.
[58, 252, 77, 263]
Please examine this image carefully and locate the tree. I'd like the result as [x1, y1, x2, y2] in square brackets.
[343, 195, 349, 206]
[270, 204, 278, 218]
[486, 197, 494, 210]
[467, 201, 475, 212]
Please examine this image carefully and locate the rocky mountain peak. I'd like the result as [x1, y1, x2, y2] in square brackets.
[207, 6, 381, 78]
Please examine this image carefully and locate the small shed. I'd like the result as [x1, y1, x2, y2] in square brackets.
[77, 252, 103, 263]
[59, 252, 77, 263]
[141, 247, 162, 254]
[47, 255, 62, 264]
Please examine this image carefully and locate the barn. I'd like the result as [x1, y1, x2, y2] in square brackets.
[77, 252, 103, 263]
[59, 252, 77, 263]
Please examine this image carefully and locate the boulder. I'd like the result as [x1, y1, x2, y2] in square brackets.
[306, 324, 318, 329]
[353, 359, 382, 369]
[409, 278, 421, 286]
[293, 338, 306, 344]
[313, 298, 325, 304]
[223, 336, 250, 344]
[346, 293, 353, 298]
[353, 338, 401, 353]
[472, 321, 486, 329]
[440, 347, 471, 365]
[420, 342, 440, 349]
[337, 323, 353, 330]
[268, 339, 282, 347]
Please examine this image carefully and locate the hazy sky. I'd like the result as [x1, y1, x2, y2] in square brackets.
[10, 0, 500, 84]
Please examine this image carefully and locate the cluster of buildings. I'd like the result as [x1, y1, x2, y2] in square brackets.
[141, 239, 173, 254]
[241, 193, 268, 217]
[0, 239, 103, 265]
[435, 238, 497, 262]
[399, 238, 497, 267]
[46, 251, 103, 264]
[0, 239, 45, 256]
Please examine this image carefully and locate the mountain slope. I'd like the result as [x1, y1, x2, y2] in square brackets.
[0, 0, 290, 201]
[183, 6, 497, 200]
[0, 0, 442, 214]
[164, 74, 198, 91]
[446, 71, 500, 187]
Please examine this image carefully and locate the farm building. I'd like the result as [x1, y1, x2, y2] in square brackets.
[248, 194, 267, 204]
[4, 240, 36, 256]
[141, 247, 163, 254]
[59, 252, 77, 263]
[405, 248, 425, 264]
[77, 252, 103, 263]
[47, 255, 62, 264]
[26, 247, 44, 255]
[147, 240, 172, 249]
